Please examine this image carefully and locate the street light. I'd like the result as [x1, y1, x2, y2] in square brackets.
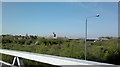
[85, 14, 100, 60]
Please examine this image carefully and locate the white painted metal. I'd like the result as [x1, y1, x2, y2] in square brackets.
[17, 57, 21, 67]
[0, 49, 113, 66]
[12, 56, 24, 67]
[12, 57, 17, 65]
[0, 60, 12, 66]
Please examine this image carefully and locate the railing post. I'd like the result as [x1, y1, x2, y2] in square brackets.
[12, 57, 17, 65]
[12, 56, 24, 67]
[17, 57, 21, 67]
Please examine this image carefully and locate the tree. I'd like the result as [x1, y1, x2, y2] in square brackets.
[25, 39, 32, 45]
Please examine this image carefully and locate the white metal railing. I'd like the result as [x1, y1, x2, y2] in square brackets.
[0, 49, 117, 67]
[0, 60, 12, 66]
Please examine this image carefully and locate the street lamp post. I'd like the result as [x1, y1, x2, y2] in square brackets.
[85, 14, 100, 60]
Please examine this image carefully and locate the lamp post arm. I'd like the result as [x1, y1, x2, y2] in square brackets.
[87, 16, 96, 19]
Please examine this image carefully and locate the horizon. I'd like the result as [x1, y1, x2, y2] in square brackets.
[2, 2, 118, 38]
[1, 33, 118, 39]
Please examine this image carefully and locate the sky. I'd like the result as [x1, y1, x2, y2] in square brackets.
[2, 2, 118, 38]
[1, 0, 120, 2]
[119, 2, 120, 38]
[0, 2, 2, 35]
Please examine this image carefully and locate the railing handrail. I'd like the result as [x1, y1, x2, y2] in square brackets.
[0, 49, 113, 66]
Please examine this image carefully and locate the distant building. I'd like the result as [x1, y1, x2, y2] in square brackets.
[53, 32, 57, 39]
[68, 38, 81, 40]
[26, 34, 28, 37]
[86, 39, 98, 42]
[98, 37, 112, 41]
[98, 37, 114, 41]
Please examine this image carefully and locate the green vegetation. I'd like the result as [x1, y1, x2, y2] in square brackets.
[1, 35, 120, 66]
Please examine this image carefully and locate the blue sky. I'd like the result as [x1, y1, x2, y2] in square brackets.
[2, 2, 118, 38]
[0, 2, 1, 35]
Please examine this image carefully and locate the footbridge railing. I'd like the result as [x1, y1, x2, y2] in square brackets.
[0, 49, 118, 67]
